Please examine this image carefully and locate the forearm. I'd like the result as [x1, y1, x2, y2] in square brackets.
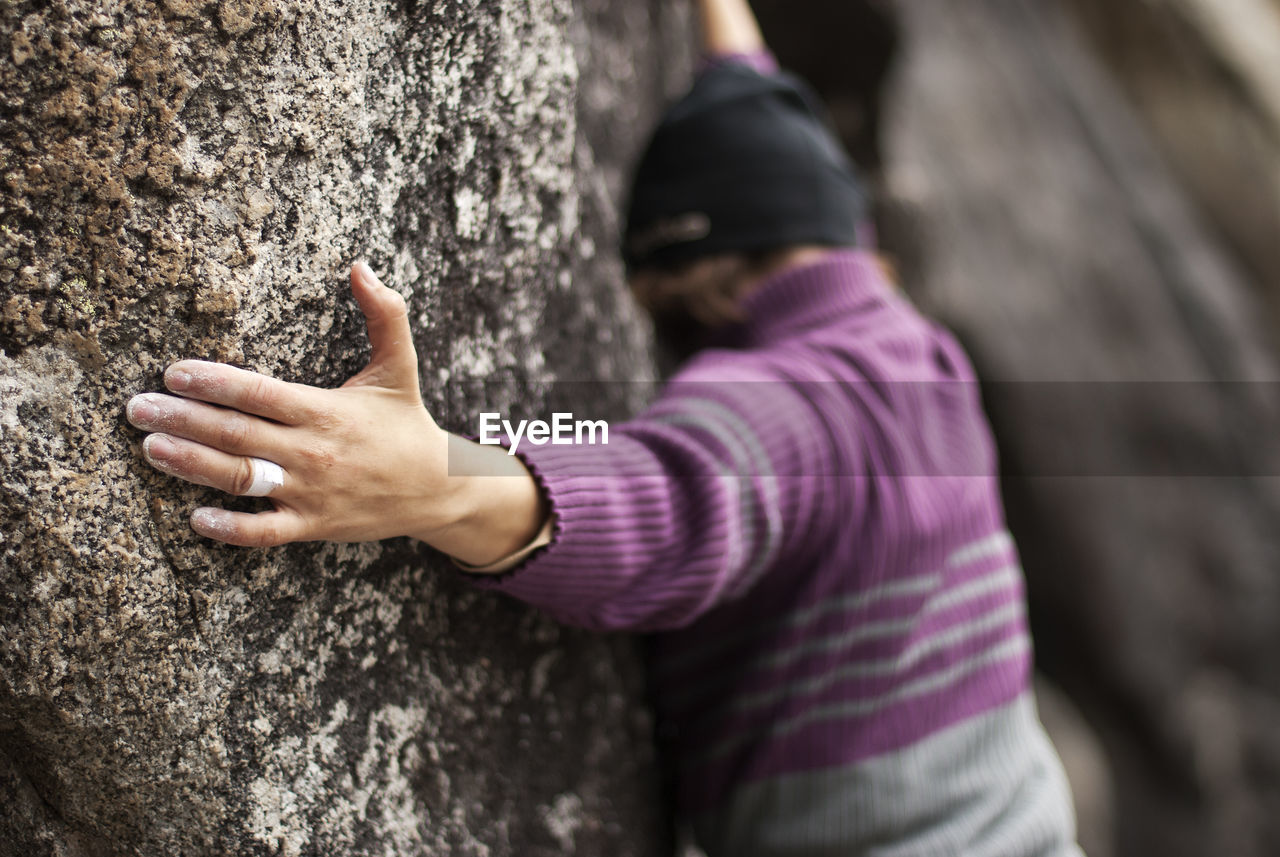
[467, 431, 751, 632]
[464, 365, 847, 632]
[696, 0, 766, 57]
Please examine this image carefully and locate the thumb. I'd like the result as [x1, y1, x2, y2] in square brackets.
[346, 261, 419, 392]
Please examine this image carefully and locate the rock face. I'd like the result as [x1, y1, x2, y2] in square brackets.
[0, 0, 690, 854]
[878, 2, 1280, 856]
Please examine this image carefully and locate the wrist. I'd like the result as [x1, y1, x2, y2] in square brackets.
[408, 434, 549, 567]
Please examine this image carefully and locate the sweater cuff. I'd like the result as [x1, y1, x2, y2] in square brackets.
[697, 49, 779, 77]
[460, 437, 670, 628]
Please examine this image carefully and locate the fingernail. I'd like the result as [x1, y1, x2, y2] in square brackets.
[355, 261, 379, 287]
[127, 395, 159, 425]
[143, 433, 176, 462]
[166, 368, 192, 392]
[191, 507, 232, 538]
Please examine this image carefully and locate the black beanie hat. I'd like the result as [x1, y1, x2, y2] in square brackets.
[623, 63, 867, 272]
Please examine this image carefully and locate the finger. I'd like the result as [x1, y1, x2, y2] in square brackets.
[127, 393, 292, 460]
[163, 360, 318, 425]
[191, 506, 308, 547]
[141, 433, 292, 498]
[348, 262, 419, 390]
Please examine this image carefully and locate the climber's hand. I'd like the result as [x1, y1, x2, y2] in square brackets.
[125, 262, 459, 548]
[126, 262, 546, 564]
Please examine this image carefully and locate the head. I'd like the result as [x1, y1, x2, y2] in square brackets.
[622, 63, 869, 351]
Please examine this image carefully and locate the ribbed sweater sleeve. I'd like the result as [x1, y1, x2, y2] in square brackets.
[696, 48, 779, 76]
[468, 356, 847, 633]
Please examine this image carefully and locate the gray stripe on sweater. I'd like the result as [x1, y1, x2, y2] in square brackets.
[948, 530, 1013, 567]
[692, 692, 1084, 857]
[760, 562, 1019, 674]
[649, 397, 784, 596]
[667, 563, 1022, 711]
[658, 528, 1013, 677]
[720, 600, 1026, 719]
[697, 635, 1031, 763]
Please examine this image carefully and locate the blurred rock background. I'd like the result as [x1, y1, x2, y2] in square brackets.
[754, 0, 1280, 855]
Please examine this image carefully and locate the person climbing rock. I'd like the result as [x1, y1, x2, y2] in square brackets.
[125, 0, 1085, 853]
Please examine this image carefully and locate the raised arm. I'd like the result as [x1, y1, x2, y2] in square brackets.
[696, 0, 766, 57]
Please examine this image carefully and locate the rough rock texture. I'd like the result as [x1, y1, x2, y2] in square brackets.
[0, 0, 691, 854]
[878, 2, 1280, 855]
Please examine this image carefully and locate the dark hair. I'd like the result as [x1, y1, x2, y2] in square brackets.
[630, 249, 807, 328]
[630, 247, 899, 336]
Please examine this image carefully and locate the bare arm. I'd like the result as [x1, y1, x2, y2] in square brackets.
[125, 263, 546, 567]
[696, 0, 766, 56]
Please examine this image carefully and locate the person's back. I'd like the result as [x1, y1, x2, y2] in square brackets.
[510, 3, 1084, 851]
[473, 238, 1081, 853]
[640, 251, 1080, 854]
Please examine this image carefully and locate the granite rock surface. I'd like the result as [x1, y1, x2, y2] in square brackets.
[0, 0, 690, 854]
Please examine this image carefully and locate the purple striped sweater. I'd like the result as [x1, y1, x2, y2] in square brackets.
[474, 250, 1081, 855]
